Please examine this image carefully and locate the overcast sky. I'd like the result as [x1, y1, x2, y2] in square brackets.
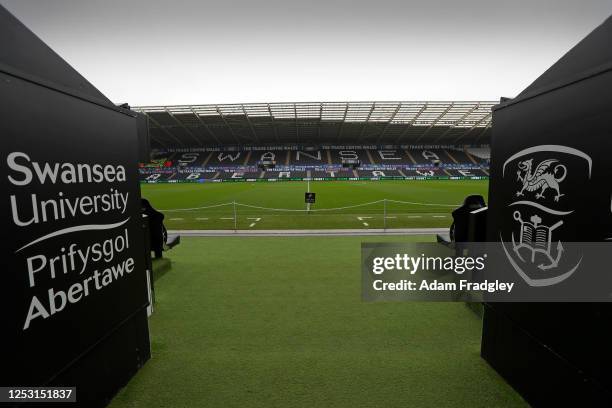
[2, 0, 611, 106]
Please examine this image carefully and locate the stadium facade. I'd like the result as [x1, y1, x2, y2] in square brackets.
[135, 101, 492, 183]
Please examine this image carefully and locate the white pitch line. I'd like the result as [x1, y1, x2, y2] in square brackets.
[220, 217, 235, 220]
[357, 216, 372, 227]
[169, 217, 184, 220]
[407, 215, 422, 218]
[385, 216, 397, 219]
[247, 217, 262, 228]
[432, 215, 447, 218]
[196, 217, 209, 220]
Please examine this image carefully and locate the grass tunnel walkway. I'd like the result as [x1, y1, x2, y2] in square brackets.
[110, 236, 525, 408]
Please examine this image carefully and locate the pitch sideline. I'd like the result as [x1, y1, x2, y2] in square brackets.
[169, 228, 448, 237]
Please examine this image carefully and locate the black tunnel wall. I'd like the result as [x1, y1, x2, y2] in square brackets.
[483, 16, 612, 407]
[1, 6, 150, 408]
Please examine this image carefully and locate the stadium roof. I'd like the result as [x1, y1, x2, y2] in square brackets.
[133, 101, 495, 148]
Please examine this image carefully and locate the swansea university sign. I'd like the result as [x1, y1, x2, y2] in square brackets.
[1, 56, 150, 407]
[8, 153, 134, 329]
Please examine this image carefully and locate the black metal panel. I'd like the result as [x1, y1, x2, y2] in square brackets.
[483, 15, 612, 407]
[136, 113, 151, 163]
[482, 304, 610, 407]
[1, 6, 150, 407]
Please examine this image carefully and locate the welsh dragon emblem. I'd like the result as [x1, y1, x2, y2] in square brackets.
[516, 158, 567, 201]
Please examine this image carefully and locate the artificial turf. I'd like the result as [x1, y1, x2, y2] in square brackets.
[109, 235, 525, 408]
[141, 179, 488, 230]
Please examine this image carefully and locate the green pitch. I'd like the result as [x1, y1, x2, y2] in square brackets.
[109, 235, 525, 408]
[141, 179, 488, 230]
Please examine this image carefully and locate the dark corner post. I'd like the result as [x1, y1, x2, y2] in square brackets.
[483, 15, 612, 407]
[1, 5, 152, 408]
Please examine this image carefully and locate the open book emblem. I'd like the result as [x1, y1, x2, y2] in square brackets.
[512, 211, 563, 270]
